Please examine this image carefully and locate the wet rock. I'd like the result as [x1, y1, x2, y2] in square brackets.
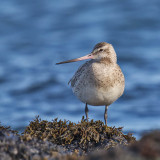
[87, 131, 160, 160]
[0, 117, 136, 160]
[130, 131, 160, 159]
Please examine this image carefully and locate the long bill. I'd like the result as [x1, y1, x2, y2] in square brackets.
[56, 54, 93, 65]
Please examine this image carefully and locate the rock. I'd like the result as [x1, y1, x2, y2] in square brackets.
[0, 116, 136, 160]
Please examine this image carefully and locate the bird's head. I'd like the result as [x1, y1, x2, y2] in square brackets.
[56, 42, 117, 65]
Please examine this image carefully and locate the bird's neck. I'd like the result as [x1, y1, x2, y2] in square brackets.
[99, 57, 116, 65]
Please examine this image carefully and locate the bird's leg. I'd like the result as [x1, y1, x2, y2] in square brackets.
[85, 103, 89, 122]
[104, 106, 108, 125]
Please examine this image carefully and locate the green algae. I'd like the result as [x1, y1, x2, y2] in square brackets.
[21, 116, 135, 152]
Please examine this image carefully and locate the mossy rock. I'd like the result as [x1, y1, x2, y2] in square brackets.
[22, 116, 135, 153]
[1, 120, 160, 160]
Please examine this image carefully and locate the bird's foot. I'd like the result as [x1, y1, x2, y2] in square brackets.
[84, 118, 89, 122]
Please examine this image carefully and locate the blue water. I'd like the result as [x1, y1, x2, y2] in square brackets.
[0, 0, 160, 139]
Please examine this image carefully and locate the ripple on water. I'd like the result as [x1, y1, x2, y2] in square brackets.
[0, 0, 160, 138]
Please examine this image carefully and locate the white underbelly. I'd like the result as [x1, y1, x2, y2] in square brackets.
[72, 84, 124, 106]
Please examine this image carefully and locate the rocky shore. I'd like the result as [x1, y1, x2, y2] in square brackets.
[0, 117, 160, 160]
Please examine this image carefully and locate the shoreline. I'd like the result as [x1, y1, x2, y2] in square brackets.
[0, 117, 159, 160]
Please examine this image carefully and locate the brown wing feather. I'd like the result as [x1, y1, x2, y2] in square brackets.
[69, 61, 91, 87]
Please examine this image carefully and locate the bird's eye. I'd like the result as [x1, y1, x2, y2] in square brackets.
[99, 49, 104, 52]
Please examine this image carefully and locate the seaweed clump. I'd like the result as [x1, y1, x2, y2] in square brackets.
[22, 116, 135, 153]
[1, 120, 160, 160]
[0, 122, 74, 160]
[0, 122, 18, 135]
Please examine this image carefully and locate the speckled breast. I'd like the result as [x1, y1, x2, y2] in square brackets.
[70, 61, 125, 106]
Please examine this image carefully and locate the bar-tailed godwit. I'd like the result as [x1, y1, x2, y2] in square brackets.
[56, 42, 125, 125]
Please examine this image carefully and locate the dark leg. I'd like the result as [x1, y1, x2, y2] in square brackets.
[85, 103, 89, 122]
[104, 106, 108, 125]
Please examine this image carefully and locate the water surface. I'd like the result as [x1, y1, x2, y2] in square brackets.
[0, 0, 160, 138]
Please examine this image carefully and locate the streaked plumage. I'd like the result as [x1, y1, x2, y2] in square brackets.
[56, 42, 125, 125]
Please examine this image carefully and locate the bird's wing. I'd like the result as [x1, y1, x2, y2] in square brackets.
[68, 61, 91, 87]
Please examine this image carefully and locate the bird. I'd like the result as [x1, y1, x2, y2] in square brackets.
[56, 42, 125, 126]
